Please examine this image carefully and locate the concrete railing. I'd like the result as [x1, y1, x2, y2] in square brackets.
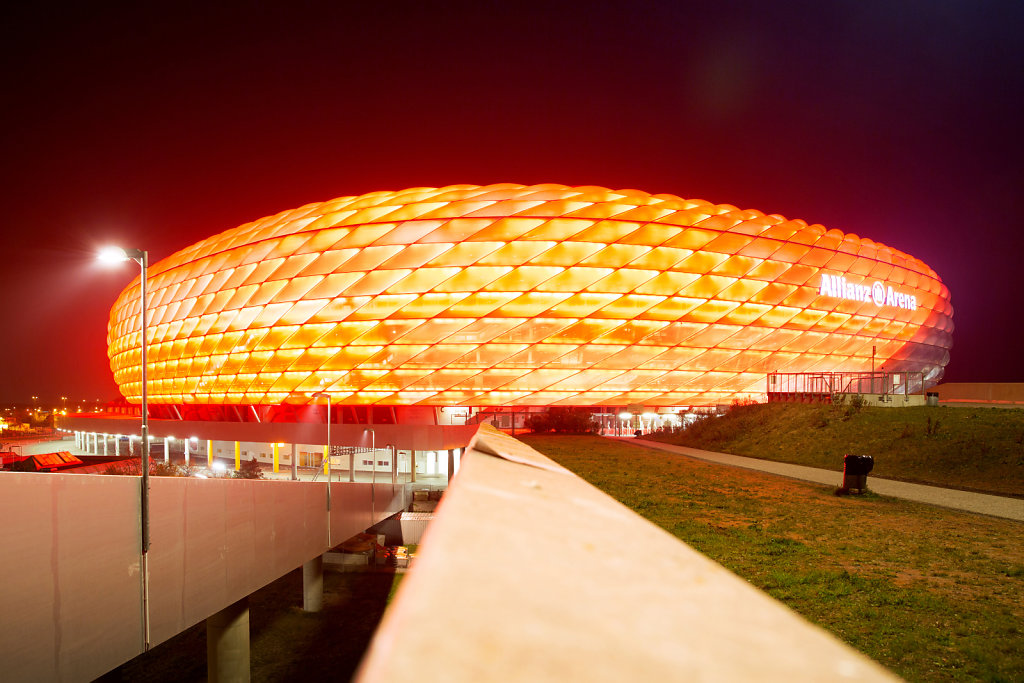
[357, 425, 898, 681]
[0, 473, 408, 681]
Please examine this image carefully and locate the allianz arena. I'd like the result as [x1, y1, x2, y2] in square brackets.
[106, 184, 953, 409]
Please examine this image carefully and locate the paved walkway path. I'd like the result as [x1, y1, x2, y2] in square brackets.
[611, 437, 1024, 522]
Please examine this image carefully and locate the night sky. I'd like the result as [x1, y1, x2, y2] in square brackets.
[2, 1, 1022, 404]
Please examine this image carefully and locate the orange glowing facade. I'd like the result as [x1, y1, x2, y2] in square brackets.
[107, 184, 953, 407]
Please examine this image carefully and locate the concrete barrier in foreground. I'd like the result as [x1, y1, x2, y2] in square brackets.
[357, 425, 898, 682]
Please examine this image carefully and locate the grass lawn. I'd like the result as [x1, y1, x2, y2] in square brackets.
[521, 434, 1024, 683]
[646, 403, 1024, 497]
[97, 569, 403, 682]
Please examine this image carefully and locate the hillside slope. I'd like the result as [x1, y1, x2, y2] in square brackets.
[648, 403, 1024, 497]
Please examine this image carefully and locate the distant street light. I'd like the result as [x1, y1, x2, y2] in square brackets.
[99, 246, 151, 555]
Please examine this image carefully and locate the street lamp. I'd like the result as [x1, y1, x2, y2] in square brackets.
[311, 392, 332, 513]
[367, 427, 376, 525]
[99, 246, 151, 553]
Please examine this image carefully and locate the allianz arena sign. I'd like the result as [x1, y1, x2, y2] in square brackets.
[818, 274, 918, 311]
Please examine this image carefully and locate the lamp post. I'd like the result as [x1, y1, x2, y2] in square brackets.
[368, 428, 376, 525]
[99, 247, 150, 553]
[312, 392, 332, 513]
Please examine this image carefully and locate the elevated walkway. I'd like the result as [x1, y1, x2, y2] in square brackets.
[0, 473, 411, 680]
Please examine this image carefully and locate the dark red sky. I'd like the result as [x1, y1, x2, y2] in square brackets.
[2, 1, 1022, 404]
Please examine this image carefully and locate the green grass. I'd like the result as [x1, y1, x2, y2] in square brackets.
[522, 434, 1024, 683]
[646, 403, 1024, 496]
[97, 569, 402, 682]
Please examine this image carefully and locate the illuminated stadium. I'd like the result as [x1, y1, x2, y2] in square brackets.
[106, 183, 953, 414]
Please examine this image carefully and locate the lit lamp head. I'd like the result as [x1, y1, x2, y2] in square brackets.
[98, 246, 129, 263]
[98, 246, 145, 264]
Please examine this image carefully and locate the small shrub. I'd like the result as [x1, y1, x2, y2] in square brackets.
[233, 457, 265, 479]
[104, 459, 143, 476]
[150, 461, 182, 477]
[106, 459, 197, 477]
[526, 407, 597, 434]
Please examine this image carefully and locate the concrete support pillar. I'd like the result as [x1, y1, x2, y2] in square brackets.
[234, 441, 241, 471]
[164, 437, 171, 464]
[102, 434, 108, 456]
[290, 443, 298, 481]
[411, 450, 417, 483]
[115, 436, 120, 457]
[302, 555, 324, 613]
[91, 432, 98, 455]
[129, 436, 135, 456]
[348, 448, 355, 482]
[208, 440, 214, 468]
[206, 597, 250, 683]
[272, 442, 280, 473]
[184, 438, 190, 467]
[447, 449, 455, 484]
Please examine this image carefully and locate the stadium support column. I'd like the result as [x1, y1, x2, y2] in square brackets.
[163, 436, 170, 464]
[208, 440, 213, 468]
[206, 597, 250, 682]
[272, 442, 280, 474]
[103, 433, 108, 456]
[447, 449, 455, 484]
[290, 443, 298, 481]
[115, 436, 120, 457]
[303, 555, 323, 612]
[411, 450, 417, 483]
[234, 441, 241, 471]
